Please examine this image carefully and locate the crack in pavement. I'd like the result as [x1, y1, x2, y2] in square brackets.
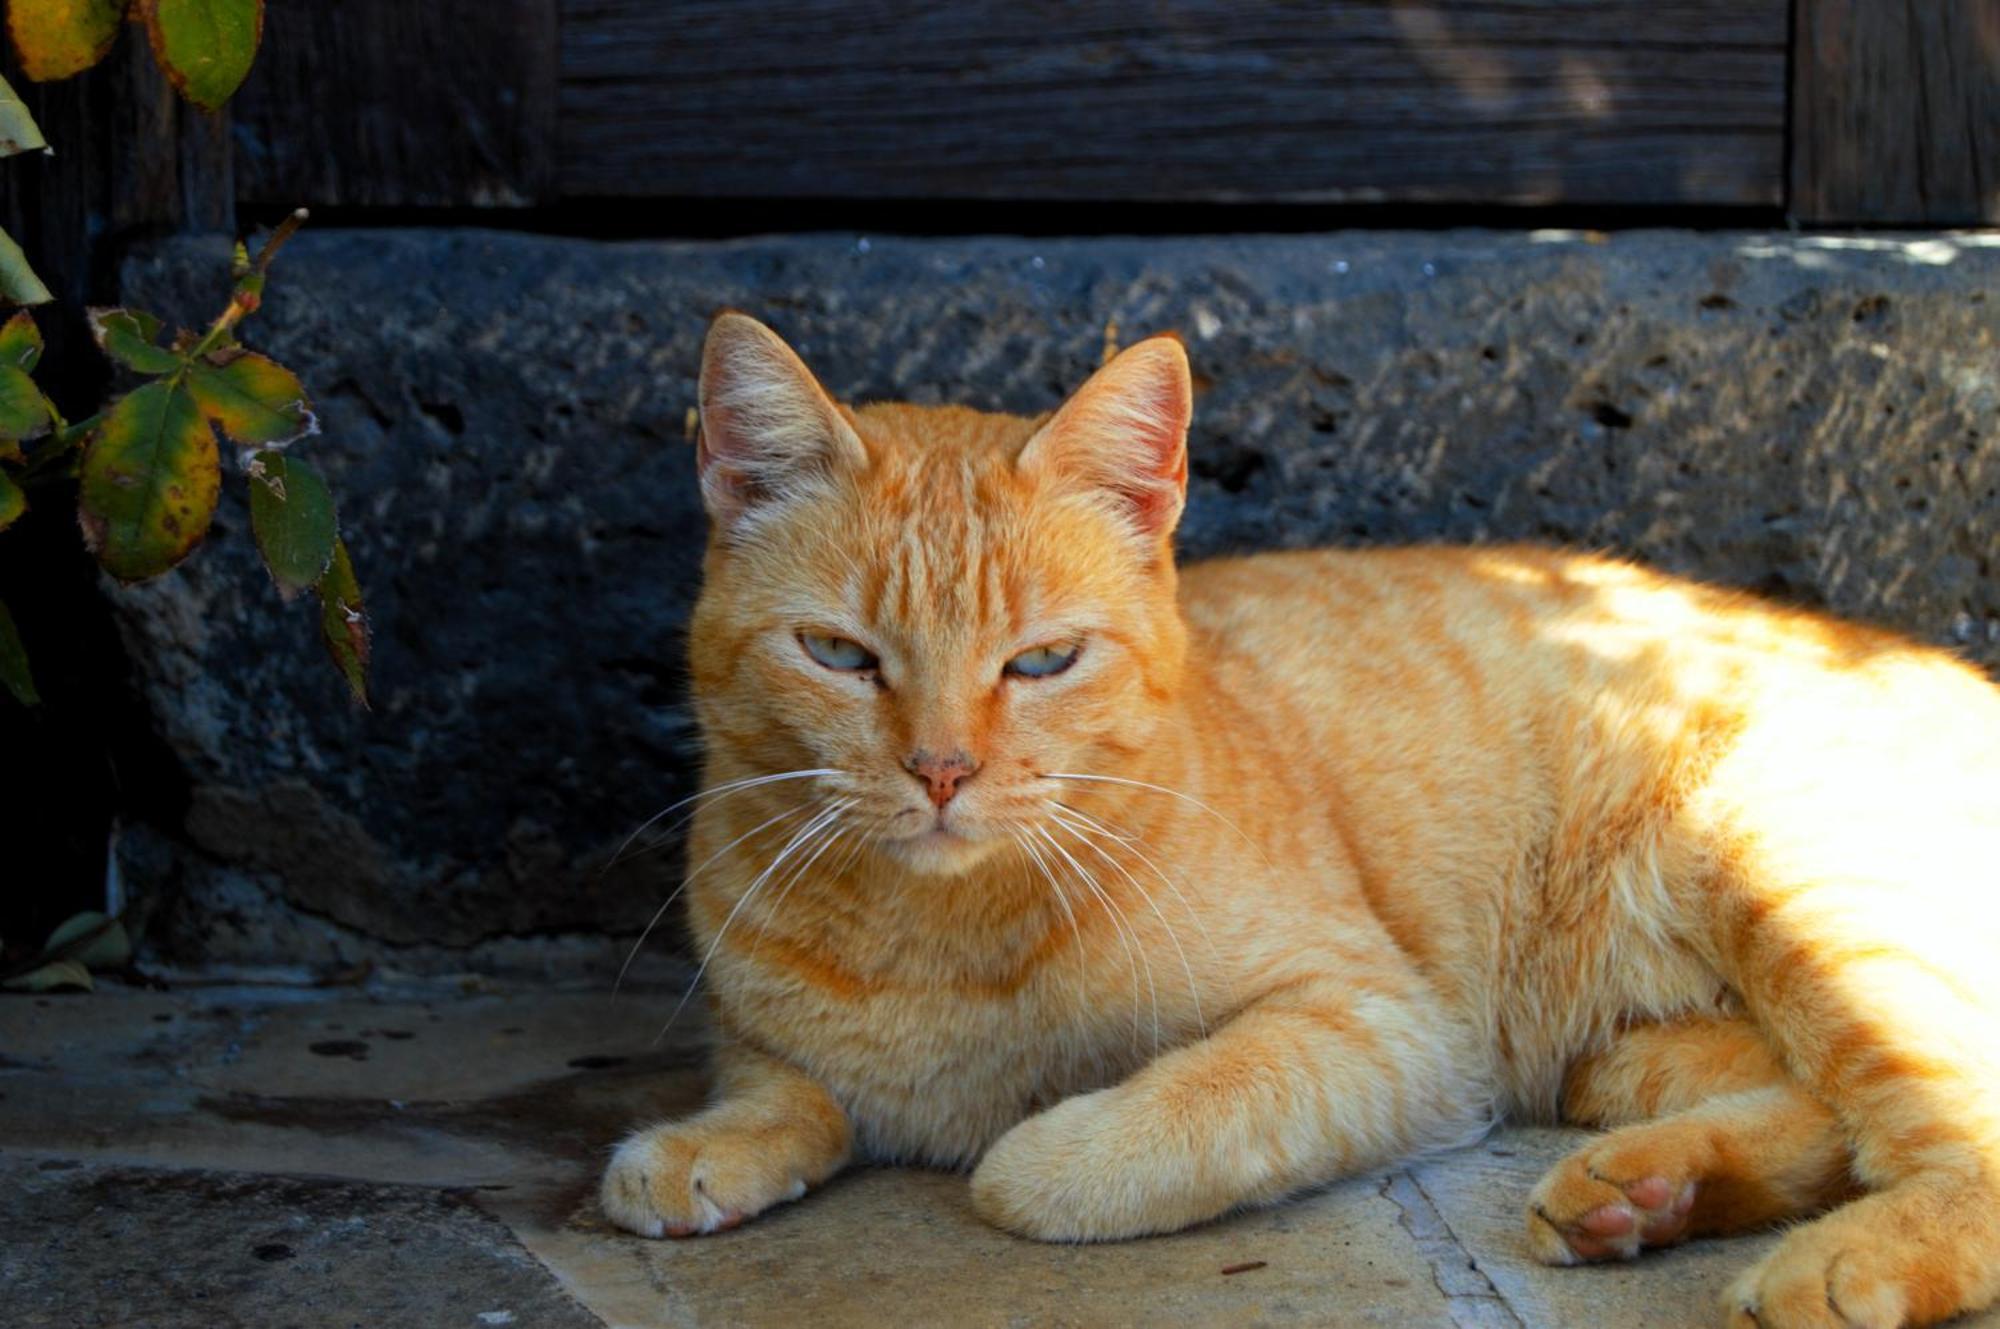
[1380, 1169, 1527, 1329]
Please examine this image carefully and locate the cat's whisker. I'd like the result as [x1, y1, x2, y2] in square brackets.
[613, 799, 819, 997]
[1052, 802, 1140, 845]
[747, 817, 859, 959]
[1054, 801, 1225, 973]
[831, 824, 873, 879]
[1041, 771, 1273, 869]
[606, 768, 845, 871]
[1019, 827, 1141, 1053]
[1037, 823, 1160, 1057]
[658, 798, 855, 1044]
[1050, 808, 1208, 1039]
[1012, 830, 1100, 1042]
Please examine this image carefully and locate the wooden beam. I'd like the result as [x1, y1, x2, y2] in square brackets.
[232, 0, 559, 209]
[557, 0, 1789, 207]
[1791, 0, 2000, 225]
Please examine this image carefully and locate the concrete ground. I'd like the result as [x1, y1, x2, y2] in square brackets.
[5, 981, 1996, 1329]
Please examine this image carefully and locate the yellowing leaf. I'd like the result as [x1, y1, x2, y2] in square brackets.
[7, 0, 126, 82]
[187, 351, 314, 446]
[139, 0, 261, 111]
[318, 536, 368, 706]
[247, 450, 335, 598]
[78, 379, 220, 582]
[0, 466, 23, 531]
[0, 309, 44, 371]
[0, 364, 48, 441]
[87, 306, 182, 374]
[0, 72, 47, 155]
[0, 593, 34, 705]
[0, 225, 51, 306]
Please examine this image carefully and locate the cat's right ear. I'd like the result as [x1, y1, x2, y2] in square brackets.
[697, 312, 867, 531]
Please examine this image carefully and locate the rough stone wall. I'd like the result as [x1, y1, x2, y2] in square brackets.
[110, 229, 2000, 969]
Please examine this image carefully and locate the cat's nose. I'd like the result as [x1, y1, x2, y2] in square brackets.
[905, 749, 980, 808]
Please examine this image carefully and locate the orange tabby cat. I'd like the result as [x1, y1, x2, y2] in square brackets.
[602, 312, 2000, 1328]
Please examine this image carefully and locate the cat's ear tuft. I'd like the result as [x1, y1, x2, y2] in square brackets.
[1017, 334, 1191, 541]
[697, 312, 867, 531]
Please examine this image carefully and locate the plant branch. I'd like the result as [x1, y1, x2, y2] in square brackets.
[190, 208, 310, 361]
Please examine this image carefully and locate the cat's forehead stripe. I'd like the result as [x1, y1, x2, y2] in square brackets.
[860, 449, 1017, 634]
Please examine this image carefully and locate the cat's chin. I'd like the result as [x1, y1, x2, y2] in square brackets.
[877, 828, 999, 878]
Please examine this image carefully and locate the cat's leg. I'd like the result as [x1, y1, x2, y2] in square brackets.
[1559, 1013, 1804, 1127]
[1527, 1015, 1854, 1263]
[600, 1039, 852, 1238]
[969, 966, 1475, 1241]
[1710, 865, 2000, 1328]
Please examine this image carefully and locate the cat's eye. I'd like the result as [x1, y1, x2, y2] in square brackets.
[800, 632, 879, 672]
[1005, 642, 1081, 679]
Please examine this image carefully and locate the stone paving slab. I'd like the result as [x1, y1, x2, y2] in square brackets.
[542, 1166, 1450, 1329]
[5, 981, 1998, 1328]
[4, 1154, 600, 1329]
[1408, 1131, 1784, 1329]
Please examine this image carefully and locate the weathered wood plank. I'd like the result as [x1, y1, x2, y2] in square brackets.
[557, 0, 1789, 206]
[232, 0, 559, 209]
[1791, 0, 2000, 225]
[106, 30, 235, 237]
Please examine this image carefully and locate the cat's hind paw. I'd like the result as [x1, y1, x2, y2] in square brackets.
[1721, 1184, 1997, 1329]
[600, 1122, 812, 1239]
[1526, 1127, 1701, 1264]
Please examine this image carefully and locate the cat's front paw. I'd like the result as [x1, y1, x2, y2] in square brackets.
[600, 1121, 812, 1238]
[971, 1092, 1121, 1241]
[971, 1089, 1176, 1242]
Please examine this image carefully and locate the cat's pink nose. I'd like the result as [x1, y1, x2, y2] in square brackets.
[906, 750, 979, 808]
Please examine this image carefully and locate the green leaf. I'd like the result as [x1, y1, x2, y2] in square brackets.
[317, 536, 369, 705]
[139, 0, 262, 111]
[78, 380, 221, 582]
[87, 307, 183, 374]
[0, 595, 36, 705]
[0, 466, 23, 531]
[44, 911, 132, 969]
[0, 309, 44, 371]
[7, 0, 126, 81]
[187, 352, 314, 446]
[0, 73, 46, 155]
[247, 451, 335, 599]
[0, 226, 51, 306]
[2, 958, 91, 992]
[0, 365, 48, 441]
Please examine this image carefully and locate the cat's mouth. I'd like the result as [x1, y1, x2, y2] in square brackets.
[886, 803, 969, 838]
[876, 807, 995, 875]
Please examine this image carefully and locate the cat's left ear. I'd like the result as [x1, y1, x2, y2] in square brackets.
[1016, 334, 1191, 541]
[697, 312, 868, 532]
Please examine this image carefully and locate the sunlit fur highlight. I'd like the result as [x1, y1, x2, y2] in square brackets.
[604, 314, 2000, 1329]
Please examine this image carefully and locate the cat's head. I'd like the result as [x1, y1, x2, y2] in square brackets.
[688, 313, 1192, 877]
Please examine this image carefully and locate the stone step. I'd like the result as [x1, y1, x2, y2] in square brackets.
[110, 228, 2000, 962]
